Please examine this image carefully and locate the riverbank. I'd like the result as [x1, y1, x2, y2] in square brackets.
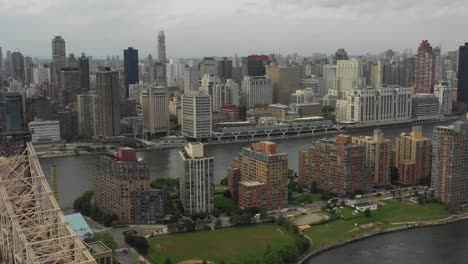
[297, 211, 468, 263]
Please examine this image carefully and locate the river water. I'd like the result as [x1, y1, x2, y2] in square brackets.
[39, 122, 442, 209]
[305, 220, 468, 264]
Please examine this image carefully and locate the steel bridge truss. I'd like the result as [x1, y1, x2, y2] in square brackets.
[0, 142, 95, 264]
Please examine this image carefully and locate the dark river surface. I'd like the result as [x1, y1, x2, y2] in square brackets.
[305, 219, 468, 264]
[39, 122, 443, 209]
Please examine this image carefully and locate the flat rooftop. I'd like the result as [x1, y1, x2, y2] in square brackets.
[87, 241, 112, 255]
[239, 181, 265, 187]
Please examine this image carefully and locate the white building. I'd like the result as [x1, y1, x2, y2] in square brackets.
[300, 78, 320, 95]
[166, 59, 185, 88]
[77, 94, 97, 138]
[323, 65, 337, 95]
[181, 92, 212, 139]
[241, 76, 273, 108]
[329, 59, 365, 100]
[32, 64, 51, 84]
[140, 85, 169, 135]
[178, 143, 214, 215]
[290, 88, 315, 104]
[225, 79, 240, 106]
[184, 66, 200, 92]
[336, 86, 412, 124]
[200, 74, 224, 112]
[29, 120, 61, 144]
[434, 82, 454, 115]
[200, 58, 218, 77]
[353, 202, 378, 212]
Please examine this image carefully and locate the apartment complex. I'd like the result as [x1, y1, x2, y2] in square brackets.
[93, 147, 165, 224]
[352, 129, 391, 186]
[393, 126, 431, 186]
[179, 143, 214, 215]
[76, 94, 97, 138]
[95, 67, 120, 138]
[298, 135, 372, 195]
[28, 120, 61, 144]
[228, 141, 288, 211]
[431, 123, 468, 205]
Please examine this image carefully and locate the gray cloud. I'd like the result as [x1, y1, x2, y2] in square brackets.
[0, 0, 466, 59]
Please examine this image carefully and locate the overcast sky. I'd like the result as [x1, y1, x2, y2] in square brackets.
[1, 0, 467, 59]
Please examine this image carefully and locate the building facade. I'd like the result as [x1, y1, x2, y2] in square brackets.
[181, 93, 212, 139]
[78, 53, 90, 91]
[93, 147, 165, 224]
[1, 93, 24, 132]
[60, 67, 80, 105]
[457, 43, 468, 110]
[352, 129, 391, 186]
[179, 143, 214, 215]
[28, 120, 61, 144]
[77, 94, 97, 138]
[266, 66, 301, 104]
[431, 123, 468, 205]
[434, 82, 454, 115]
[96, 67, 120, 138]
[298, 135, 372, 194]
[140, 85, 169, 135]
[241, 76, 273, 108]
[415, 40, 435, 94]
[393, 126, 431, 186]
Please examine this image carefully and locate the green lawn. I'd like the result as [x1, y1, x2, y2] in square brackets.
[146, 224, 297, 264]
[306, 201, 450, 247]
[214, 193, 237, 213]
[289, 193, 321, 206]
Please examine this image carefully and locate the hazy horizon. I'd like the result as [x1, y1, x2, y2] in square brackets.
[1, 0, 467, 59]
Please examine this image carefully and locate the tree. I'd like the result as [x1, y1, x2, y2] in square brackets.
[131, 236, 149, 255]
[164, 258, 173, 264]
[223, 189, 232, 198]
[310, 181, 318, 193]
[219, 260, 225, 264]
[390, 167, 399, 183]
[364, 208, 371, 217]
[278, 245, 300, 263]
[322, 105, 335, 115]
[229, 214, 241, 226]
[73, 191, 93, 216]
[263, 251, 284, 264]
[220, 177, 228, 186]
[202, 260, 207, 264]
[215, 219, 222, 228]
[239, 213, 252, 225]
[295, 234, 310, 253]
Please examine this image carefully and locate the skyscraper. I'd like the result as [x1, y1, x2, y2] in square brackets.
[157, 31, 167, 86]
[184, 66, 200, 92]
[77, 94, 97, 138]
[1, 93, 24, 132]
[415, 40, 435, 94]
[179, 143, 214, 215]
[457, 43, 468, 110]
[60, 67, 80, 104]
[241, 76, 273, 108]
[181, 93, 212, 139]
[266, 66, 301, 104]
[11, 50, 25, 82]
[3, 50, 12, 78]
[140, 85, 169, 135]
[96, 67, 120, 138]
[78, 53, 90, 91]
[432, 122, 468, 205]
[394, 126, 431, 186]
[246, 55, 268, 76]
[52, 36, 66, 72]
[0, 46, 3, 76]
[123, 47, 139, 98]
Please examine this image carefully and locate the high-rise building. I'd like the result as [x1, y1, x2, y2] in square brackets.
[181, 93, 212, 139]
[393, 126, 431, 186]
[123, 47, 139, 98]
[335, 86, 412, 124]
[298, 135, 372, 194]
[415, 40, 435, 93]
[184, 66, 200, 92]
[0, 46, 3, 76]
[411, 94, 440, 121]
[432, 122, 468, 205]
[140, 85, 169, 135]
[24, 56, 34, 85]
[352, 129, 391, 186]
[241, 76, 273, 108]
[329, 59, 365, 100]
[246, 55, 269, 76]
[60, 67, 80, 104]
[179, 143, 214, 215]
[93, 147, 166, 224]
[11, 50, 25, 82]
[333, 48, 349, 64]
[266, 66, 301, 104]
[32, 64, 51, 85]
[96, 67, 120, 138]
[3, 50, 12, 78]
[78, 53, 90, 91]
[225, 79, 240, 106]
[457, 43, 468, 109]
[29, 120, 61, 144]
[1, 93, 24, 132]
[157, 31, 167, 86]
[434, 82, 454, 115]
[77, 94, 97, 138]
[230, 141, 288, 210]
[200, 57, 218, 77]
[218, 57, 233, 80]
[52, 36, 66, 72]
[67, 53, 78, 67]
[200, 74, 224, 111]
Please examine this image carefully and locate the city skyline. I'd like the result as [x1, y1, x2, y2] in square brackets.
[0, 0, 466, 57]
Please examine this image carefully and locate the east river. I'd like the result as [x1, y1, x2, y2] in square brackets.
[39, 120, 468, 263]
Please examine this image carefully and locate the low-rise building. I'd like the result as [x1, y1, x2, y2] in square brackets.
[86, 241, 113, 264]
[28, 120, 61, 144]
[353, 202, 378, 211]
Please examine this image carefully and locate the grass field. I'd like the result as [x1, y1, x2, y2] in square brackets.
[306, 201, 450, 246]
[289, 193, 322, 206]
[214, 193, 236, 213]
[146, 224, 297, 264]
